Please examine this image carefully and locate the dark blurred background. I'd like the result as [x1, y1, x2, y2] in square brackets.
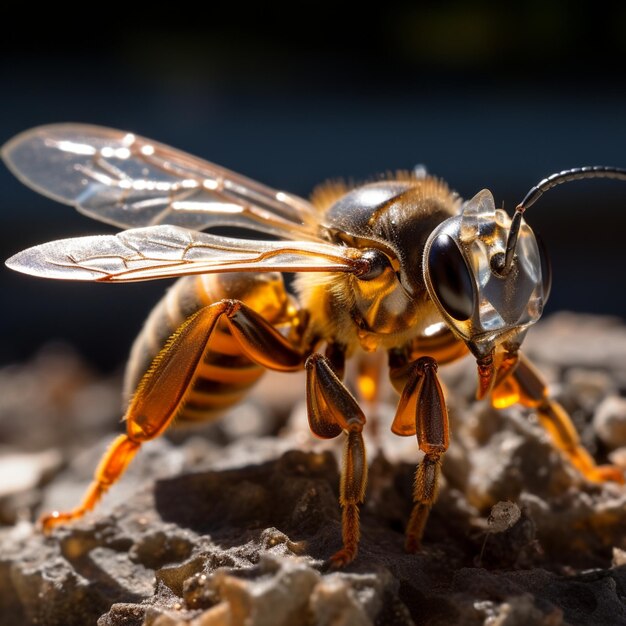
[1, 3, 625, 371]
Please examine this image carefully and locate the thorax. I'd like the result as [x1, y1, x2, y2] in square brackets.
[296, 176, 460, 353]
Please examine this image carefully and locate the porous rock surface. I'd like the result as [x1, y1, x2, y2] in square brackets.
[1, 313, 626, 625]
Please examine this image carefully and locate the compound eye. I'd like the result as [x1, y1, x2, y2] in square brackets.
[536, 233, 552, 302]
[428, 234, 474, 320]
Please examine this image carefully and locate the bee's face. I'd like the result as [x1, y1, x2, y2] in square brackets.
[423, 189, 551, 358]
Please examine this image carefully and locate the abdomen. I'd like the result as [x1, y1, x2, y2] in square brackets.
[124, 272, 299, 423]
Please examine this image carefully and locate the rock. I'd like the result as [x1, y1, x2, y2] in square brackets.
[472, 593, 564, 626]
[0, 448, 62, 524]
[487, 501, 522, 533]
[612, 547, 626, 567]
[594, 396, 626, 449]
[2, 313, 626, 625]
[0, 343, 120, 452]
[524, 313, 626, 378]
[200, 557, 322, 626]
[0, 449, 62, 498]
[608, 446, 626, 470]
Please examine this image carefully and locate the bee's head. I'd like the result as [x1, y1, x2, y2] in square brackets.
[423, 189, 551, 365]
[422, 166, 626, 396]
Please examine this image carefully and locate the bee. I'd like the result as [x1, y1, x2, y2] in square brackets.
[4, 124, 626, 566]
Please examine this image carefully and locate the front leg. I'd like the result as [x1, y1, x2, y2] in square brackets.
[391, 356, 449, 552]
[492, 352, 624, 484]
[306, 351, 367, 567]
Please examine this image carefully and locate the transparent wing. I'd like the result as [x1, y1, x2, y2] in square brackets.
[6, 225, 366, 283]
[2, 124, 321, 240]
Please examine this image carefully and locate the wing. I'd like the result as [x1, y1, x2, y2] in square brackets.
[5, 225, 367, 282]
[2, 124, 322, 240]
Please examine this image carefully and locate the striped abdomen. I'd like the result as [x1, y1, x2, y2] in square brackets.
[124, 272, 299, 423]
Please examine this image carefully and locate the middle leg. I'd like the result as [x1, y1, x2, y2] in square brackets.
[306, 350, 367, 567]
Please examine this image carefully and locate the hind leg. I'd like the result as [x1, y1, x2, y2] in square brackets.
[41, 299, 305, 531]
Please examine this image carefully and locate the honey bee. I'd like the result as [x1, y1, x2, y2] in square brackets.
[4, 124, 626, 566]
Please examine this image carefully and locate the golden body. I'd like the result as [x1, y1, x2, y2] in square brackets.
[125, 175, 461, 424]
[4, 124, 623, 567]
[124, 272, 298, 422]
[300, 176, 460, 355]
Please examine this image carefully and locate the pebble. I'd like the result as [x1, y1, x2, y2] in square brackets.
[593, 396, 626, 449]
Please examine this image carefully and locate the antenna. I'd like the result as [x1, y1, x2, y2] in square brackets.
[502, 166, 626, 273]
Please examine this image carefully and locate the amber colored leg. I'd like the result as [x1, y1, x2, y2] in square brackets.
[305, 353, 367, 566]
[335, 430, 367, 566]
[390, 356, 449, 551]
[40, 434, 141, 530]
[324, 342, 346, 381]
[225, 301, 304, 371]
[406, 358, 449, 551]
[491, 353, 624, 484]
[476, 350, 496, 400]
[407, 327, 469, 367]
[406, 453, 443, 553]
[494, 348, 520, 388]
[389, 328, 467, 396]
[41, 300, 305, 532]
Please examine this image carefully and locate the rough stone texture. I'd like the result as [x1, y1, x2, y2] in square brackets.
[1, 312, 626, 625]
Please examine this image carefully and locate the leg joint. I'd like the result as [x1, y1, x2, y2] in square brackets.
[222, 298, 242, 317]
[415, 356, 438, 374]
